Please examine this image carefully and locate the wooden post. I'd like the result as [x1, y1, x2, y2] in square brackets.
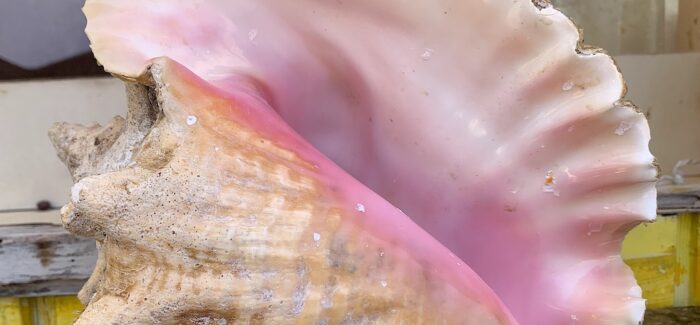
[0, 224, 96, 297]
[677, 0, 700, 52]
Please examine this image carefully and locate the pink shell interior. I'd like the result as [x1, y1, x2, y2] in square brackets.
[83, 0, 658, 324]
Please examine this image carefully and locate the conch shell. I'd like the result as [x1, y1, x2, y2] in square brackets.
[49, 0, 657, 324]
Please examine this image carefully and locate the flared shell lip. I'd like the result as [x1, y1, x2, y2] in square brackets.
[79, 0, 658, 323]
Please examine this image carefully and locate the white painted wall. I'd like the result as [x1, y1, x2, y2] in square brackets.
[0, 77, 125, 224]
[617, 53, 700, 175]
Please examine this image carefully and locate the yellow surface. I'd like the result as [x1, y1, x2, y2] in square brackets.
[622, 214, 699, 308]
[0, 298, 24, 325]
[622, 217, 677, 258]
[622, 217, 679, 308]
[0, 296, 83, 325]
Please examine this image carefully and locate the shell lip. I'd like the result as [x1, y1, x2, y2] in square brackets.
[76, 0, 657, 323]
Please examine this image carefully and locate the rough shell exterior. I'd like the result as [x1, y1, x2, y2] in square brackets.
[49, 0, 657, 324]
[50, 61, 514, 324]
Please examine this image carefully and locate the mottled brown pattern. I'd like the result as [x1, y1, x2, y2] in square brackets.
[34, 241, 57, 267]
[49, 60, 508, 324]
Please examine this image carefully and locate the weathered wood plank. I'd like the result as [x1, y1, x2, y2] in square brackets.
[677, 0, 700, 52]
[0, 224, 96, 297]
[658, 192, 700, 215]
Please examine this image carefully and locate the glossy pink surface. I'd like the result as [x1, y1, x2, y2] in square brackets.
[84, 1, 657, 324]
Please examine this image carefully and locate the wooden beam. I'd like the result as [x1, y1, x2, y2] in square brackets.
[658, 192, 700, 215]
[677, 0, 700, 52]
[0, 224, 96, 297]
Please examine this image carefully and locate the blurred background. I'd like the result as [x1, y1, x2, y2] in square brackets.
[2, 0, 700, 324]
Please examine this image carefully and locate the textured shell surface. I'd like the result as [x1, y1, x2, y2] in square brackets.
[48, 0, 656, 324]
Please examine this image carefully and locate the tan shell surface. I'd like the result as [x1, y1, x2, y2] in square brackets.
[51, 60, 511, 324]
[50, 0, 658, 323]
